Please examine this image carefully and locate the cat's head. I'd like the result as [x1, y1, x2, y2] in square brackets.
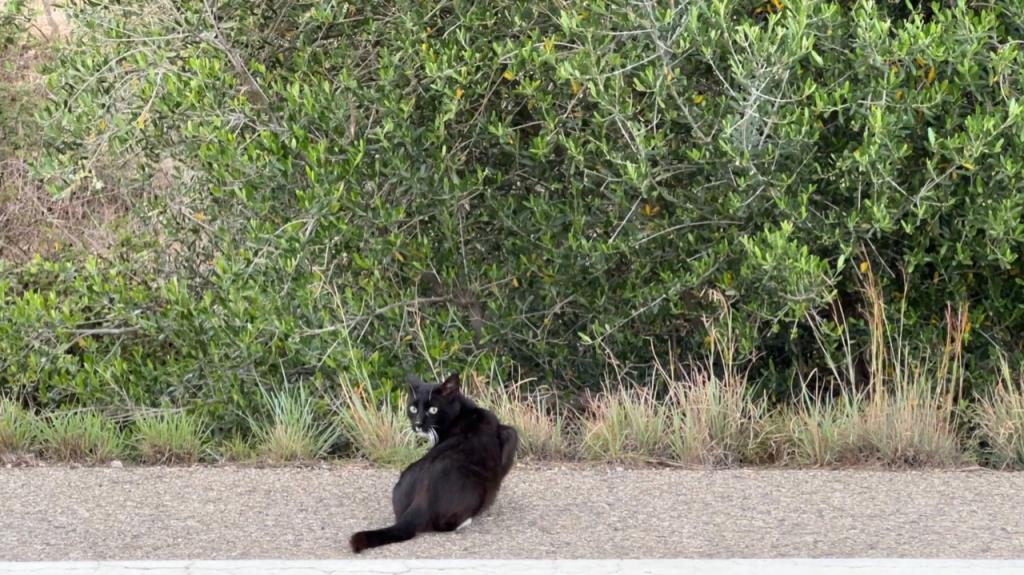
[405, 372, 462, 446]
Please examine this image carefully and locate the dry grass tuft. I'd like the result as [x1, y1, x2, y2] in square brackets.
[0, 396, 38, 462]
[37, 411, 123, 463]
[132, 411, 208, 465]
[973, 362, 1024, 469]
[335, 374, 420, 467]
[469, 367, 570, 460]
[251, 387, 340, 463]
[578, 384, 670, 461]
[578, 295, 768, 466]
[793, 268, 966, 467]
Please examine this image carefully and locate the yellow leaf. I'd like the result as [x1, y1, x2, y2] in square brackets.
[859, 261, 869, 273]
[135, 113, 146, 129]
[962, 161, 974, 171]
[926, 66, 936, 83]
[692, 93, 704, 105]
[394, 250, 404, 262]
[663, 66, 673, 81]
[502, 70, 514, 81]
[192, 211, 206, 222]
[770, 0, 784, 10]
[98, 119, 107, 130]
[511, 277, 519, 288]
[455, 86, 464, 99]
[425, 26, 432, 34]
[895, 90, 903, 102]
[570, 79, 581, 95]
[543, 38, 554, 54]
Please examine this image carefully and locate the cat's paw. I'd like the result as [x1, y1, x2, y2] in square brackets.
[349, 531, 369, 554]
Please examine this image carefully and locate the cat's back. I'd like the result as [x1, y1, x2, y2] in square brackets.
[455, 403, 501, 435]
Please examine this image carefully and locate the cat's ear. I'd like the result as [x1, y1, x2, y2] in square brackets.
[438, 372, 461, 397]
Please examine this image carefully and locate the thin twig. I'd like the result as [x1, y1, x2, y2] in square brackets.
[70, 327, 141, 337]
[201, 0, 270, 108]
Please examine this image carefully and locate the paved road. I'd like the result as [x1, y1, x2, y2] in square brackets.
[3, 560, 1024, 575]
[1, 465, 1022, 560]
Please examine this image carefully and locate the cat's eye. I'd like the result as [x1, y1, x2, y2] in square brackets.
[409, 406, 418, 414]
[428, 406, 438, 415]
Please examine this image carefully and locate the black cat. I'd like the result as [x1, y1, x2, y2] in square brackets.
[349, 372, 518, 553]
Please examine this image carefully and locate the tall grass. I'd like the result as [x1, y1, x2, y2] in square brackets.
[793, 268, 966, 467]
[132, 411, 208, 465]
[0, 396, 38, 459]
[579, 295, 767, 466]
[850, 364, 963, 466]
[973, 362, 1024, 469]
[218, 433, 256, 463]
[335, 373, 420, 467]
[666, 302, 768, 466]
[666, 368, 768, 466]
[778, 390, 862, 466]
[327, 317, 421, 466]
[38, 411, 123, 464]
[579, 384, 670, 461]
[251, 386, 340, 462]
[469, 366, 570, 460]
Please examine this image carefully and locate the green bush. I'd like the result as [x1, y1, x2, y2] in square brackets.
[0, 1, 27, 52]
[1, 0, 30, 162]
[1, 0, 1023, 433]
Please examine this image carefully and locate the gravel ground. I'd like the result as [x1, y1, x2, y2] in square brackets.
[1, 464, 1022, 560]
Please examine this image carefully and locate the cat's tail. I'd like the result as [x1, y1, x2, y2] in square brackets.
[349, 506, 426, 554]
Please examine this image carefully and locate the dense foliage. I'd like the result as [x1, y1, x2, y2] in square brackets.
[2, 0, 1024, 431]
